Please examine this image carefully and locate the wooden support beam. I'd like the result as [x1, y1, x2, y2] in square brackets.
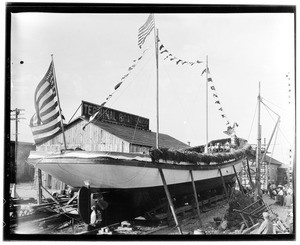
[37, 168, 43, 205]
[240, 213, 249, 228]
[158, 168, 183, 235]
[246, 158, 255, 189]
[218, 168, 229, 201]
[189, 170, 203, 227]
[233, 165, 245, 196]
[67, 192, 78, 205]
[41, 185, 60, 204]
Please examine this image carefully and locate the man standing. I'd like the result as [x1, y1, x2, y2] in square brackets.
[257, 212, 274, 234]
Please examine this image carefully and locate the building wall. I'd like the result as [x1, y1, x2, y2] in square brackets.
[35, 120, 149, 189]
[36, 120, 130, 153]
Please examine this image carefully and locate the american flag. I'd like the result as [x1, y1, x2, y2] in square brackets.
[138, 14, 155, 49]
[30, 61, 63, 145]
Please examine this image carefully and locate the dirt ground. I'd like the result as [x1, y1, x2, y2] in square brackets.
[11, 183, 294, 235]
[150, 193, 293, 235]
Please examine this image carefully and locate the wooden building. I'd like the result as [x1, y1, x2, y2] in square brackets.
[35, 101, 189, 189]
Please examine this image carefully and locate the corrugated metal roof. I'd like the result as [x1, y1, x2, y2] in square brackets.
[91, 120, 189, 150]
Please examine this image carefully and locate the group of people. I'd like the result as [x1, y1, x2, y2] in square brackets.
[208, 142, 231, 153]
[268, 182, 293, 207]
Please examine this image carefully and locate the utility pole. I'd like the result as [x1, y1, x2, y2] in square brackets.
[10, 108, 25, 183]
[254, 83, 261, 201]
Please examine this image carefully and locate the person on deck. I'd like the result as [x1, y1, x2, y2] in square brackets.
[277, 187, 284, 206]
[257, 212, 274, 234]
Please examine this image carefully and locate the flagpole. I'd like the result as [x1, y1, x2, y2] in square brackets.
[154, 15, 159, 149]
[51, 54, 67, 150]
[254, 82, 262, 201]
[205, 55, 209, 153]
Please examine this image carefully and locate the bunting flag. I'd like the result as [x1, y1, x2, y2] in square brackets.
[202, 66, 237, 129]
[157, 38, 203, 66]
[30, 61, 64, 145]
[138, 14, 155, 49]
[83, 50, 148, 130]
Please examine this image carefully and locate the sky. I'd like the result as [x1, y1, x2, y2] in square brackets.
[10, 10, 295, 164]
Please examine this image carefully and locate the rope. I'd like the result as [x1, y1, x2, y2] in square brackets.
[261, 99, 280, 118]
[68, 103, 82, 124]
[82, 48, 154, 131]
[247, 100, 258, 142]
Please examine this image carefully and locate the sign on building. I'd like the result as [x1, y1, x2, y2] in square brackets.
[81, 100, 149, 131]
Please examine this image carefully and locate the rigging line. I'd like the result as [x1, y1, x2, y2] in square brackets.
[270, 120, 280, 162]
[68, 103, 82, 124]
[277, 127, 292, 148]
[261, 103, 277, 124]
[107, 49, 155, 108]
[261, 97, 284, 111]
[261, 99, 280, 118]
[86, 50, 154, 127]
[262, 103, 292, 148]
[129, 73, 151, 146]
[247, 100, 258, 142]
[159, 60, 198, 142]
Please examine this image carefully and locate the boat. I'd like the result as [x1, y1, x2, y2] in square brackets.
[28, 142, 249, 225]
[27, 14, 251, 227]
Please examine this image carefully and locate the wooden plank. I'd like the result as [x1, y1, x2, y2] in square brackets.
[41, 185, 60, 204]
[233, 165, 245, 195]
[37, 168, 42, 205]
[158, 168, 183, 235]
[218, 168, 229, 201]
[189, 170, 203, 226]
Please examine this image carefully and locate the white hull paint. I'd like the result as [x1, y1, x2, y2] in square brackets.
[28, 151, 244, 189]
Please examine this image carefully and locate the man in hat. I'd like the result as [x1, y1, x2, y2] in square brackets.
[257, 212, 274, 234]
[277, 186, 284, 206]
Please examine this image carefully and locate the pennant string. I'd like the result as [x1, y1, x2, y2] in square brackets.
[82, 49, 149, 130]
[158, 38, 203, 66]
[204, 67, 235, 128]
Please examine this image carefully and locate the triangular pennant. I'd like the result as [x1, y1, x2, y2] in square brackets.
[114, 82, 122, 90]
[176, 59, 182, 65]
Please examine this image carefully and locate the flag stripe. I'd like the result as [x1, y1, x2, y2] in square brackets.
[40, 100, 59, 118]
[31, 119, 61, 135]
[40, 99, 58, 115]
[138, 14, 154, 48]
[40, 108, 60, 124]
[138, 22, 154, 45]
[38, 89, 54, 111]
[32, 127, 61, 144]
[40, 93, 57, 112]
[30, 60, 63, 145]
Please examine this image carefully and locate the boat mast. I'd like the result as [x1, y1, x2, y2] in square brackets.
[154, 19, 159, 149]
[254, 82, 262, 201]
[51, 54, 67, 150]
[205, 55, 209, 153]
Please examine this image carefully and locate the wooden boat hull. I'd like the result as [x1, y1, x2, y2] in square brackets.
[27, 150, 243, 225]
